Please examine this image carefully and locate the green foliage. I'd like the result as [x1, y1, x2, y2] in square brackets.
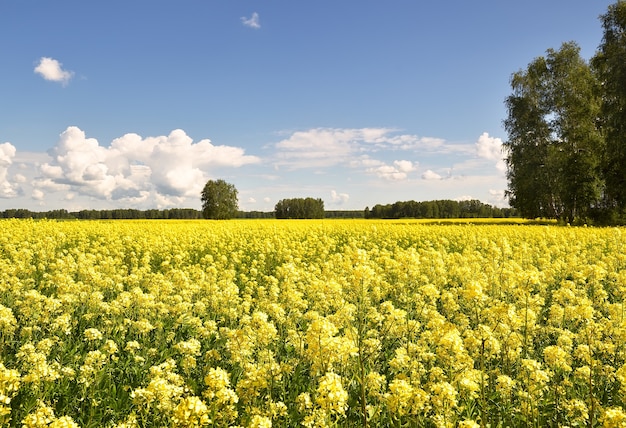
[0, 208, 204, 220]
[504, 42, 603, 222]
[366, 199, 516, 219]
[592, 1, 626, 214]
[274, 197, 325, 219]
[200, 179, 239, 220]
[504, 2, 626, 224]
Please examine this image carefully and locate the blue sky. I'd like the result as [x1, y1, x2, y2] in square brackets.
[0, 1, 614, 212]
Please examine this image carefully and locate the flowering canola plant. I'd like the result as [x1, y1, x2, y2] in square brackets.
[0, 218, 625, 427]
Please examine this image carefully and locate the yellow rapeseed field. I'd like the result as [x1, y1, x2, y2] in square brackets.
[0, 219, 625, 427]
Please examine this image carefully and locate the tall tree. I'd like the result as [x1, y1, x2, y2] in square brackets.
[200, 179, 239, 219]
[592, 1, 626, 214]
[503, 42, 602, 222]
[274, 197, 324, 219]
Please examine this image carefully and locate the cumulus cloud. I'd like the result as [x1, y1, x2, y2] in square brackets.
[273, 127, 478, 178]
[241, 12, 260, 29]
[274, 128, 437, 170]
[476, 132, 503, 161]
[32, 189, 45, 201]
[476, 132, 506, 173]
[488, 189, 508, 207]
[0, 142, 21, 198]
[0, 143, 16, 166]
[393, 160, 416, 173]
[31, 177, 71, 192]
[34, 57, 74, 86]
[34, 126, 260, 205]
[367, 160, 418, 181]
[331, 190, 349, 204]
[275, 128, 361, 167]
[422, 169, 442, 180]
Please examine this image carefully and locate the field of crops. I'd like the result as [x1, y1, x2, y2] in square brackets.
[1, 219, 625, 427]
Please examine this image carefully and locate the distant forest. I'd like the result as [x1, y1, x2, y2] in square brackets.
[0, 199, 515, 220]
[366, 199, 517, 219]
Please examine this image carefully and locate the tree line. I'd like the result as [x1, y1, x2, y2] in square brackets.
[0, 200, 512, 220]
[0, 208, 203, 220]
[366, 199, 517, 219]
[0, 207, 361, 220]
[274, 197, 325, 219]
[504, 2, 626, 224]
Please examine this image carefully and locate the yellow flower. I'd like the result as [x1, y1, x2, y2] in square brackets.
[132, 319, 155, 335]
[495, 374, 515, 396]
[49, 416, 80, 428]
[296, 392, 313, 413]
[248, 415, 272, 428]
[304, 314, 357, 374]
[602, 407, 626, 427]
[21, 401, 56, 428]
[172, 396, 210, 427]
[124, 340, 141, 353]
[103, 339, 119, 355]
[79, 350, 107, 377]
[0, 304, 17, 337]
[430, 381, 458, 411]
[83, 328, 103, 341]
[458, 420, 480, 428]
[204, 367, 231, 393]
[174, 338, 202, 356]
[0, 363, 20, 423]
[385, 378, 414, 416]
[111, 413, 139, 428]
[563, 399, 589, 426]
[364, 371, 386, 400]
[543, 345, 572, 373]
[315, 372, 348, 416]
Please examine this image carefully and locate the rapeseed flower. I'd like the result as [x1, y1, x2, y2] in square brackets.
[1, 219, 625, 426]
[248, 414, 272, 428]
[172, 396, 210, 427]
[0, 304, 17, 337]
[83, 328, 103, 341]
[315, 371, 348, 416]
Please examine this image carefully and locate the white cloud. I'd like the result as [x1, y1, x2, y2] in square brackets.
[367, 160, 417, 181]
[241, 12, 260, 29]
[349, 156, 384, 169]
[34, 57, 74, 86]
[393, 160, 416, 173]
[0, 142, 21, 198]
[488, 189, 508, 207]
[274, 128, 437, 170]
[32, 189, 44, 201]
[422, 169, 442, 180]
[0, 143, 16, 166]
[496, 160, 507, 174]
[274, 128, 358, 168]
[331, 190, 349, 204]
[476, 132, 507, 173]
[32, 177, 71, 192]
[272, 128, 480, 181]
[34, 126, 260, 205]
[6, 126, 513, 210]
[475, 132, 503, 161]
